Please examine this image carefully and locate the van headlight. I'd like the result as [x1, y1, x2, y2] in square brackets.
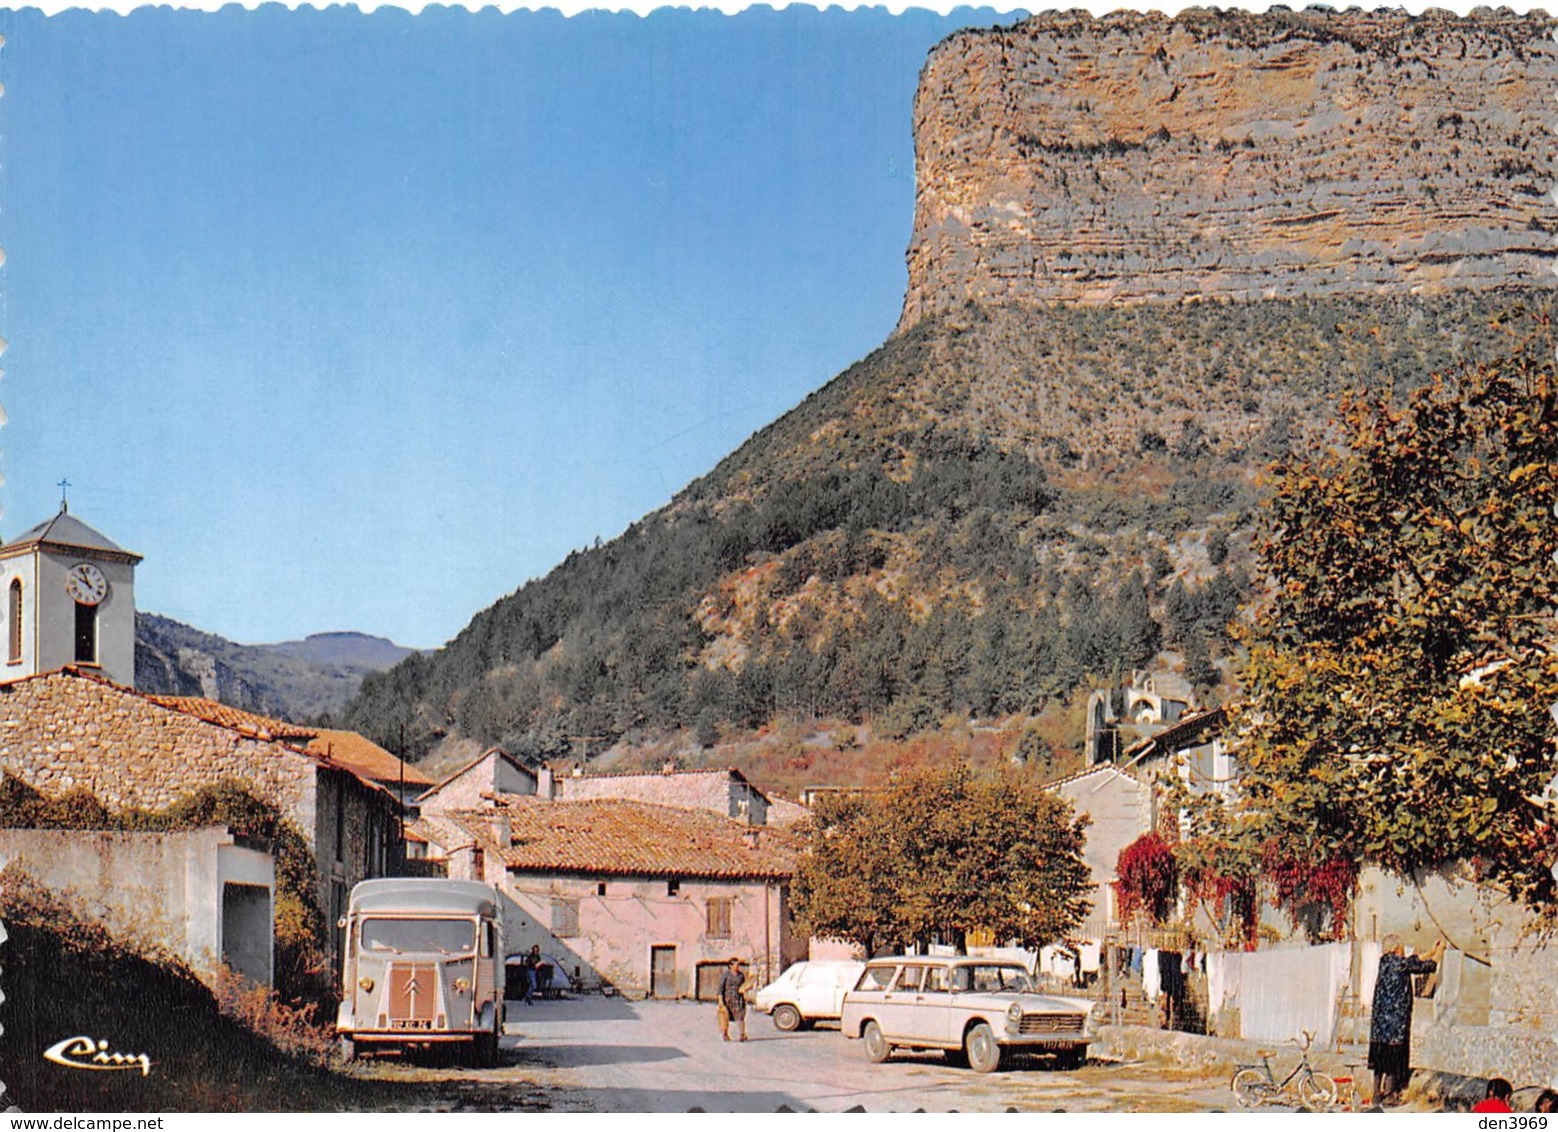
[358, 977, 375, 993]
[453, 978, 471, 995]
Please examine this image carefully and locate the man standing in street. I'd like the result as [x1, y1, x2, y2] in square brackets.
[1369, 934, 1446, 1106]
[717, 956, 750, 1042]
[524, 944, 543, 1005]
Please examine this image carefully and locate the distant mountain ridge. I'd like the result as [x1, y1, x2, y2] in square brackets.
[135, 614, 419, 724]
[262, 632, 421, 672]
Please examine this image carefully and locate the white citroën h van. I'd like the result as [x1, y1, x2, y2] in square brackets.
[336, 878, 505, 1064]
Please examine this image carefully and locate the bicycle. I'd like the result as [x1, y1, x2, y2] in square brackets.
[1230, 1031, 1338, 1110]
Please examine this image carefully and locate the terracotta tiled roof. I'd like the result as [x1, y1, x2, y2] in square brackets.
[307, 728, 433, 788]
[454, 798, 797, 880]
[142, 695, 318, 742]
[1121, 706, 1228, 763]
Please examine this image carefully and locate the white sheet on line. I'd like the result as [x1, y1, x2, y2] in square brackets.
[1211, 942, 1352, 1044]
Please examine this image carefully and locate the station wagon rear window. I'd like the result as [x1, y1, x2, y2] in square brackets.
[361, 917, 476, 955]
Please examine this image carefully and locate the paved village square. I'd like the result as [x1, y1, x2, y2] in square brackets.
[361, 996, 1250, 1114]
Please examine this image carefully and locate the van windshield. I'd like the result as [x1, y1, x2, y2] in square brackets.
[361, 917, 476, 955]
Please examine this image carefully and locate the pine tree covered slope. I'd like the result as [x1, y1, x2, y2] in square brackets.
[343, 291, 1553, 763]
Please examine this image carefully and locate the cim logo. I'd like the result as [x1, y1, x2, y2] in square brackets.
[43, 1036, 152, 1077]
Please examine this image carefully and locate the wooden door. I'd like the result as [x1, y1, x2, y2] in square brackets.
[650, 945, 678, 999]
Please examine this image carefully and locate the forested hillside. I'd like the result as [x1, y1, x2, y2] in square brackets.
[343, 292, 1552, 764]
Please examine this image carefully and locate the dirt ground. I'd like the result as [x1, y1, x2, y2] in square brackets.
[346, 996, 1267, 1113]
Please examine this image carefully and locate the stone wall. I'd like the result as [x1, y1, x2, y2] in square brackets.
[555, 770, 768, 824]
[418, 750, 535, 814]
[315, 766, 400, 952]
[1354, 867, 1557, 1085]
[902, 8, 1557, 328]
[0, 671, 317, 830]
[0, 826, 275, 985]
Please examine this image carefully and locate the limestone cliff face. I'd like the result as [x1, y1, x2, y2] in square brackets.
[901, 8, 1557, 328]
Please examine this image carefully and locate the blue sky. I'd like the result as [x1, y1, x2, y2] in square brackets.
[0, 4, 1026, 647]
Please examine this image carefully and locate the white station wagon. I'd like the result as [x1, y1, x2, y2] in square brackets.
[840, 956, 1093, 1073]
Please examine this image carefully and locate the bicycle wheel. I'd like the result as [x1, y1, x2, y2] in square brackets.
[1232, 1068, 1274, 1108]
[1299, 1071, 1338, 1110]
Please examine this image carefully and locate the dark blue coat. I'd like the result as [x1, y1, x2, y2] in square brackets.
[1370, 953, 1436, 1045]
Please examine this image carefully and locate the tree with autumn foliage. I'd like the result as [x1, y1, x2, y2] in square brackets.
[1114, 833, 1179, 925]
[792, 764, 1092, 955]
[1233, 337, 1558, 921]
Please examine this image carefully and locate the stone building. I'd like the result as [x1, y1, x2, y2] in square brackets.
[416, 746, 538, 814]
[1084, 672, 1196, 766]
[1046, 764, 1156, 940]
[416, 756, 775, 826]
[0, 667, 402, 970]
[435, 796, 801, 998]
[411, 755, 801, 996]
[541, 764, 772, 824]
[1047, 706, 1227, 940]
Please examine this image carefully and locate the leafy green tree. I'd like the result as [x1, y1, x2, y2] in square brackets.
[792, 764, 1092, 954]
[1234, 345, 1558, 917]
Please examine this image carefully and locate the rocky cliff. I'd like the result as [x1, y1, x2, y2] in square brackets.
[901, 8, 1557, 326]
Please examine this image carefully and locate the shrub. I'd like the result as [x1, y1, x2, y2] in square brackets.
[211, 967, 334, 1066]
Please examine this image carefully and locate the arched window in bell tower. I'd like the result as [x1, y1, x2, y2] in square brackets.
[74, 601, 97, 665]
[8, 579, 21, 664]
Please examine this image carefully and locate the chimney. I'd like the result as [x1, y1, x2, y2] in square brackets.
[537, 763, 555, 801]
[742, 828, 760, 851]
[491, 807, 512, 847]
[662, 760, 677, 775]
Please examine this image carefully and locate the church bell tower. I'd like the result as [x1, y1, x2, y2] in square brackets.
[0, 504, 142, 687]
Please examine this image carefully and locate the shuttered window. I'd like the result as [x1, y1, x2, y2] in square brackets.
[552, 898, 580, 938]
[705, 897, 733, 939]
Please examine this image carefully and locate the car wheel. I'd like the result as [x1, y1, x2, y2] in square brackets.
[772, 1004, 802, 1032]
[474, 1025, 499, 1067]
[964, 1022, 1003, 1074]
[862, 1021, 891, 1063]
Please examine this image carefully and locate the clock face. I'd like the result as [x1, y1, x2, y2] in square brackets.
[65, 563, 108, 606]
